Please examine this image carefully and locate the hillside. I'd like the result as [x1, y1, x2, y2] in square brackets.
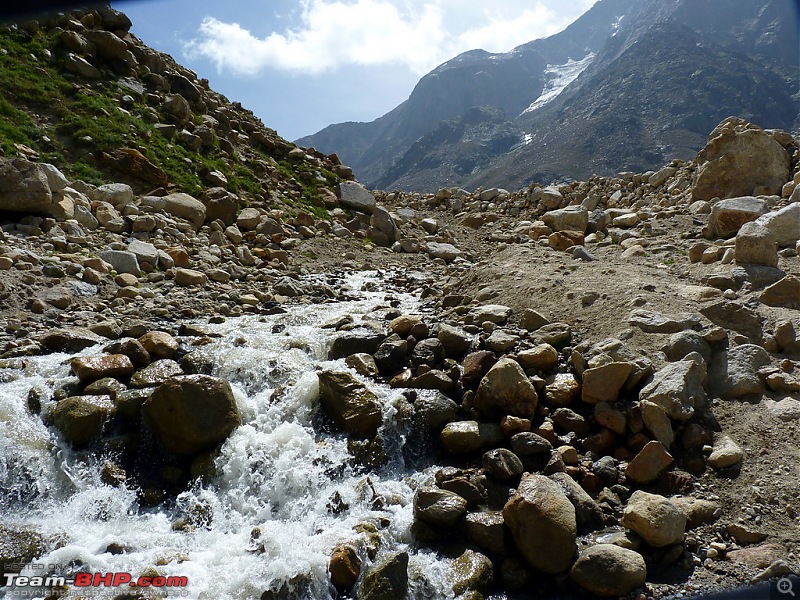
[298, 0, 800, 192]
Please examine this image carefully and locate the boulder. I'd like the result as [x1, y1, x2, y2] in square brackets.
[142, 375, 241, 455]
[138, 331, 179, 360]
[692, 124, 791, 202]
[474, 358, 538, 418]
[707, 344, 770, 399]
[639, 359, 706, 421]
[570, 544, 647, 597]
[317, 370, 382, 436]
[503, 473, 577, 574]
[0, 158, 52, 212]
[440, 421, 503, 454]
[127, 239, 159, 267]
[549, 472, 604, 534]
[337, 181, 376, 214]
[71, 354, 134, 384]
[700, 301, 764, 340]
[760, 276, 800, 310]
[621, 491, 686, 548]
[414, 487, 468, 527]
[625, 441, 674, 484]
[464, 511, 508, 556]
[707, 196, 770, 239]
[163, 192, 206, 230]
[52, 395, 115, 446]
[753, 203, 800, 247]
[517, 343, 559, 371]
[542, 206, 588, 233]
[90, 183, 134, 208]
[735, 222, 778, 267]
[356, 552, 408, 600]
[40, 327, 104, 352]
[451, 549, 494, 596]
[581, 362, 632, 404]
[174, 268, 207, 287]
[129, 359, 183, 388]
[437, 324, 471, 357]
[100, 250, 140, 277]
[482, 448, 524, 481]
[329, 544, 361, 590]
[426, 242, 461, 262]
[200, 187, 239, 226]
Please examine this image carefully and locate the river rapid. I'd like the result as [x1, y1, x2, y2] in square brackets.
[0, 272, 458, 600]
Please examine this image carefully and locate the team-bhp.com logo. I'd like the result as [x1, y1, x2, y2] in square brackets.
[5, 572, 189, 595]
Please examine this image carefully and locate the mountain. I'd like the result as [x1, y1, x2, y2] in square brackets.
[0, 4, 351, 216]
[297, 0, 800, 192]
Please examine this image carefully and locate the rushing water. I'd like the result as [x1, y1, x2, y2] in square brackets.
[0, 272, 457, 600]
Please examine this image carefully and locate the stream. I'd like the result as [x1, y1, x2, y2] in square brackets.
[0, 272, 458, 599]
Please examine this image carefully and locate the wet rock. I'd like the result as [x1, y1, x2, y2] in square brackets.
[413, 391, 458, 432]
[337, 181, 376, 214]
[0, 525, 49, 579]
[104, 338, 150, 368]
[410, 338, 445, 367]
[138, 331, 178, 360]
[639, 359, 706, 421]
[581, 362, 632, 404]
[142, 375, 241, 455]
[437, 323, 471, 357]
[130, 359, 183, 388]
[345, 353, 379, 377]
[570, 544, 647, 597]
[707, 344, 770, 399]
[329, 332, 385, 359]
[621, 491, 686, 548]
[71, 354, 134, 384]
[735, 222, 778, 267]
[52, 395, 115, 446]
[40, 327, 104, 352]
[503, 473, 577, 574]
[465, 511, 508, 556]
[373, 338, 407, 373]
[760, 276, 800, 310]
[357, 551, 408, 600]
[451, 549, 494, 596]
[629, 309, 700, 334]
[461, 351, 497, 387]
[474, 358, 538, 418]
[510, 432, 552, 457]
[329, 544, 361, 590]
[440, 421, 503, 454]
[414, 487, 468, 527]
[707, 434, 744, 469]
[389, 315, 422, 336]
[625, 441, 674, 484]
[550, 472, 604, 534]
[317, 370, 382, 436]
[482, 448, 524, 482]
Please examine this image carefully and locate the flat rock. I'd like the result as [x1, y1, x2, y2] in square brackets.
[629, 310, 700, 334]
[625, 441, 674, 484]
[440, 421, 503, 454]
[466, 304, 512, 325]
[337, 181, 376, 214]
[71, 354, 134, 384]
[760, 276, 800, 309]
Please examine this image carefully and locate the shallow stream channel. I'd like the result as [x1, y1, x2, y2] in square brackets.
[0, 271, 464, 600]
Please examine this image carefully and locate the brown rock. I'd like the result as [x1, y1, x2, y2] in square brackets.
[625, 441, 674, 484]
[139, 331, 179, 360]
[100, 148, 169, 187]
[581, 362, 632, 404]
[726, 544, 786, 568]
[474, 358, 538, 418]
[317, 371, 382, 436]
[760, 276, 800, 310]
[52, 395, 115, 446]
[71, 354, 134, 384]
[621, 491, 686, 548]
[329, 544, 361, 590]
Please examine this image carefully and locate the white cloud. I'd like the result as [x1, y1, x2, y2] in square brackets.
[184, 0, 597, 76]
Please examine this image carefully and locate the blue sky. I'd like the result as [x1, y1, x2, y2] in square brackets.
[112, 0, 597, 141]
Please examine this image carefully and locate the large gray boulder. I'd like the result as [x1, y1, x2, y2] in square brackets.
[639, 359, 706, 421]
[338, 181, 376, 214]
[707, 344, 770, 399]
[163, 192, 207, 230]
[754, 203, 800, 247]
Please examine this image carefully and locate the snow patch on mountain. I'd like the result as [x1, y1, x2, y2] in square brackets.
[521, 53, 595, 115]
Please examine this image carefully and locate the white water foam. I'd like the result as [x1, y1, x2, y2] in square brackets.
[0, 273, 457, 600]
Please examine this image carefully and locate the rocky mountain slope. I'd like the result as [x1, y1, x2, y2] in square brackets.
[1, 4, 800, 600]
[298, 0, 800, 192]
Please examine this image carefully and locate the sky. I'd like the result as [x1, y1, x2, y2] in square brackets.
[112, 0, 598, 141]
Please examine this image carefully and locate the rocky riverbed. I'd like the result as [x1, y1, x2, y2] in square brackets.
[1, 6, 800, 600]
